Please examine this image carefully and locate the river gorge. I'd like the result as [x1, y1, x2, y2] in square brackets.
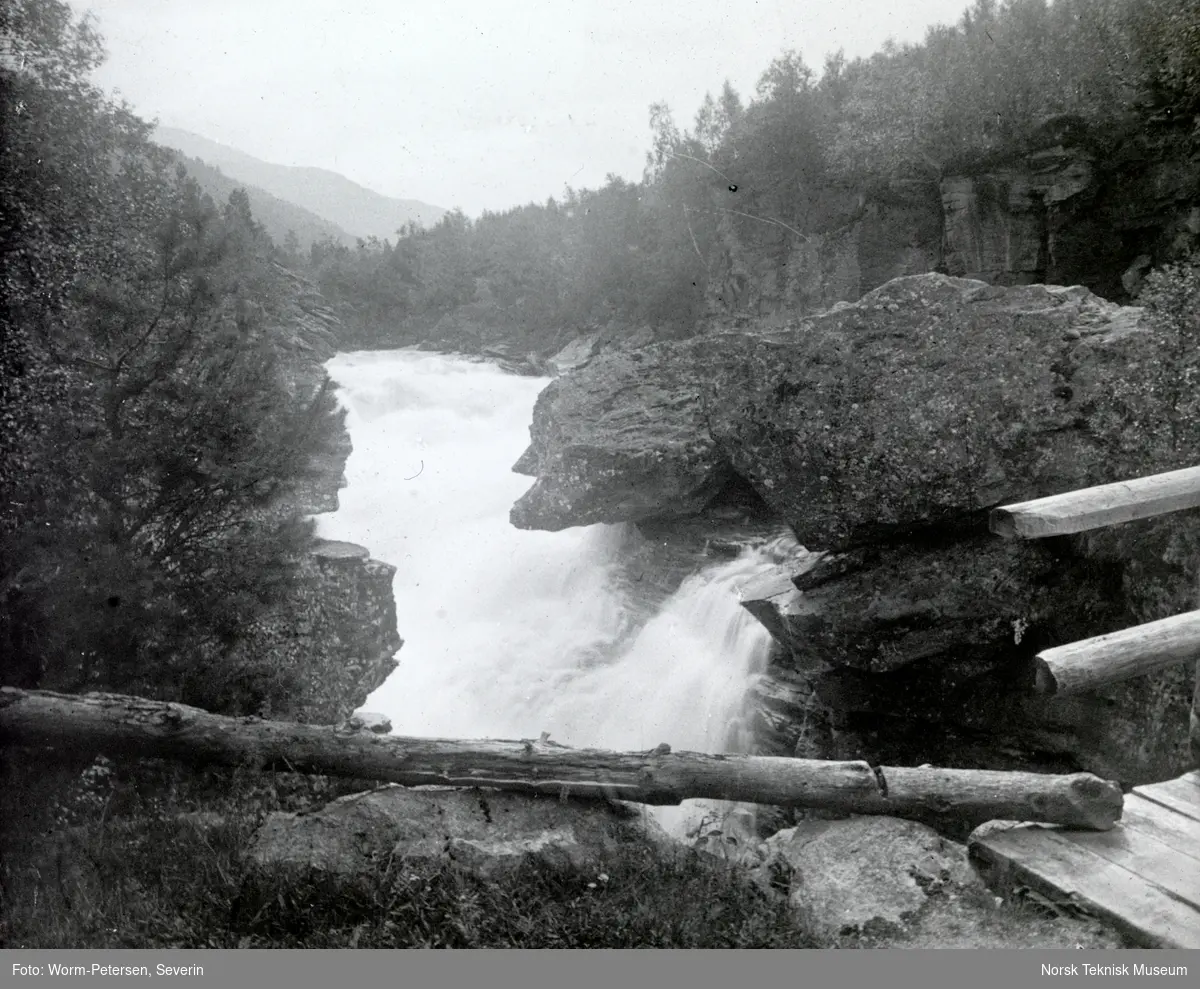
[312, 349, 804, 837]
[311, 275, 1198, 801]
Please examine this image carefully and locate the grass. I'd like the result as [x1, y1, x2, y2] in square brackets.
[0, 752, 1130, 950]
[0, 753, 820, 949]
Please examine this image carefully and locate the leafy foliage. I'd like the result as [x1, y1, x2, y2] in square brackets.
[1, 0, 344, 715]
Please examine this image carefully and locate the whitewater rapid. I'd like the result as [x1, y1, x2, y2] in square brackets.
[314, 350, 789, 834]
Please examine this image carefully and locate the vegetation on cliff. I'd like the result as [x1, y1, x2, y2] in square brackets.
[1, 0, 345, 717]
[298, 0, 1199, 351]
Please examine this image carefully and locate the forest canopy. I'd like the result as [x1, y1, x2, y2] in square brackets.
[293, 0, 1200, 350]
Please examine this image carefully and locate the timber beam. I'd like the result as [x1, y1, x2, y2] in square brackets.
[0, 687, 1124, 831]
[1034, 610, 1200, 697]
[990, 466, 1200, 539]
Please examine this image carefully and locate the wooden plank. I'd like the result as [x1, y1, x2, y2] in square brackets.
[1032, 610, 1200, 695]
[990, 465, 1200, 539]
[1134, 776, 1200, 823]
[1132, 777, 1200, 820]
[1056, 821, 1200, 908]
[970, 824, 1200, 948]
[1121, 794, 1200, 863]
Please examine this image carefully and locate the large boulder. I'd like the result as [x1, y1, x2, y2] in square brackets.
[510, 346, 737, 530]
[703, 275, 1163, 549]
[741, 529, 1195, 783]
[239, 539, 402, 725]
[748, 815, 1120, 947]
[752, 816, 976, 939]
[247, 785, 669, 879]
[516, 273, 1185, 550]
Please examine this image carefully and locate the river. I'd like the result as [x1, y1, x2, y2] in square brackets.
[314, 349, 792, 838]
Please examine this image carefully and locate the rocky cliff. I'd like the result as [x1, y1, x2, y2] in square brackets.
[703, 123, 1200, 330]
[259, 267, 402, 724]
[512, 273, 1198, 784]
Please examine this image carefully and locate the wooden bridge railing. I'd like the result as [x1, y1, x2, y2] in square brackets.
[990, 466, 1200, 766]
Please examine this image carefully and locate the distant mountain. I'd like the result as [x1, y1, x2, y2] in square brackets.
[154, 126, 447, 243]
[168, 152, 355, 251]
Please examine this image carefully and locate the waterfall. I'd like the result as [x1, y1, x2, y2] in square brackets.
[314, 350, 793, 841]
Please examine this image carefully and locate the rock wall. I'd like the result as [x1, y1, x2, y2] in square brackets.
[274, 541, 402, 725]
[703, 179, 944, 328]
[513, 274, 1198, 785]
[258, 268, 402, 724]
[703, 125, 1200, 330]
[268, 262, 353, 516]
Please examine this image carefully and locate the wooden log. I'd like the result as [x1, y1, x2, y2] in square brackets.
[1033, 610, 1200, 696]
[989, 465, 1200, 539]
[836, 764, 1122, 832]
[0, 687, 1123, 830]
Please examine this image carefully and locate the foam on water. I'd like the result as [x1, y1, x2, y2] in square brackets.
[315, 349, 789, 839]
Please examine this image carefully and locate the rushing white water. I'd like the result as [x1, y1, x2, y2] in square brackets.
[314, 349, 790, 838]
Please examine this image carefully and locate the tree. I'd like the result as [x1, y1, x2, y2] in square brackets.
[1, 0, 346, 717]
[1123, 0, 1200, 118]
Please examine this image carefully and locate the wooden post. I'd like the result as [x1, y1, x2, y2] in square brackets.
[1033, 610, 1200, 696]
[990, 465, 1200, 539]
[0, 687, 1124, 830]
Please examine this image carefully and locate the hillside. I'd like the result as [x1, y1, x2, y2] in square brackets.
[154, 126, 447, 243]
[294, 1, 1200, 355]
[169, 152, 354, 250]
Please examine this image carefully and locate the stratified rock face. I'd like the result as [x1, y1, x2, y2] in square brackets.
[247, 785, 668, 878]
[939, 148, 1117, 291]
[267, 262, 352, 517]
[510, 346, 735, 530]
[703, 180, 947, 329]
[703, 133, 1199, 334]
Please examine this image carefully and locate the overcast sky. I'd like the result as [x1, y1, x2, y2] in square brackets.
[73, 1, 973, 217]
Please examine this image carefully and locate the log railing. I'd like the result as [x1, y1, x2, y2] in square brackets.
[989, 465, 1200, 540]
[1033, 610, 1200, 697]
[991, 469, 1200, 766]
[0, 687, 1124, 831]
